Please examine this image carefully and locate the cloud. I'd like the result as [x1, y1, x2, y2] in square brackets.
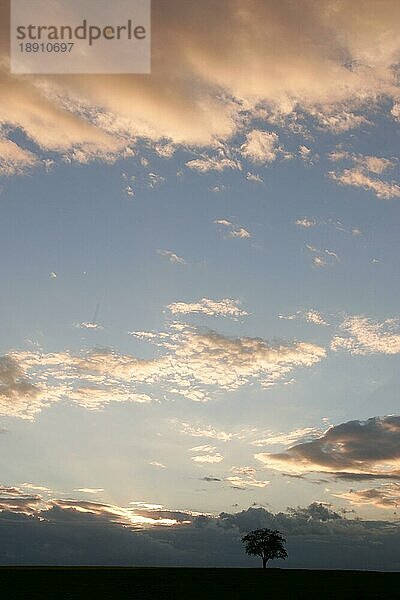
[189, 444, 217, 453]
[125, 185, 134, 197]
[334, 484, 400, 509]
[214, 219, 252, 239]
[75, 488, 105, 494]
[153, 142, 176, 158]
[192, 454, 224, 464]
[225, 476, 270, 489]
[210, 184, 227, 193]
[0, 138, 38, 176]
[189, 444, 224, 463]
[251, 427, 322, 448]
[305, 310, 329, 326]
[0, 350, 153, 418]
[157, 250, 187, 264]
[19, 484, 50, 493]
[226, 467, 270, 490]
[241, 130, 284, 163]
[167, 298, 248, 319]
[1, 0, 400, 168]
[305, 244, 339, 268]
[246, 172, 263, 183]
[298, 145, 319, 163]
[296, 216, 361, 236]
[154, 326, 326, 394]
[186, 152, 241, 173]
[311, 110, 370, 133]
[278, 309, 329, 326]
[313, 256, 326, 267]
[2, 322, 325, 418]
[149, 461, 167, 469]
[295, 218, 317, 228]
[328, 152, 400, 199]
[75, 322, 104, 331]
[256, 416, 400, 479]
[190, 446, 224, 464]
[331, 316, 400, 355]
[66, 387, 152, 410]
[230, 227, 252, 239]
[329, 168, 400, 199]
[147, 172, 166, 188]
[53, 499, 184, 528]
[177, 421, 233, 442]
[0, 355, 58, 420]
[329, 151, 395, 175]
[0, 489, 399, 569]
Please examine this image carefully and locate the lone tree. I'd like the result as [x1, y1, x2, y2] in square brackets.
[242, 528, 287, 569]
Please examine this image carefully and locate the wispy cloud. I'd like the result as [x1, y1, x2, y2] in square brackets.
[214, 219, 252, 239]
[278, 309, 329, 326]
[226, 466, 270, 490]
[75, 322, 104, 331]
[186, 148, 241, 173]
[251, 427, 322, 448]
[246, 172, 264, 183]
[167, 298, 248, 319]
[190, 445, 224, 464]
[186, 156, 240, 172]
[331, 316, 400, 355]
[334, 483, 400, 509]
[295, 217, 317, 228]
[157, 250, 187, 264]
[149, 461, 167, 469]
[75, 488, 104, 494]
[329, 169, 400, 199]
[305, 244, 339, 267]
[296, 217, 361, 236]
[328, 152, 400, 199]
[177, 421, 233, 442]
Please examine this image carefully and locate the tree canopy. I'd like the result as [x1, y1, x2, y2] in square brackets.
[242, 528, 287, 568]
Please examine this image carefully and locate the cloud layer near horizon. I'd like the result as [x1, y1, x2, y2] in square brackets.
[0, 487, 399, 569]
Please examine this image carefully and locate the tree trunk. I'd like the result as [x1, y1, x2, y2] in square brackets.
[262, 558, 267, 569]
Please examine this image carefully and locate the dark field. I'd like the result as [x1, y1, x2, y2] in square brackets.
[1, 567, 399, 599]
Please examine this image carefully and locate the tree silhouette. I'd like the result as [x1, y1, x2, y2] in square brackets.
[242, 528, 287, 569]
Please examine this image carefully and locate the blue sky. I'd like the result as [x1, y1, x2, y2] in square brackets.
[1, 0, 400, 568]
[1, 120, 400, 516]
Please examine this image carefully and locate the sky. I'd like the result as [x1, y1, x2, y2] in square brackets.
[1, 0, 400, 568]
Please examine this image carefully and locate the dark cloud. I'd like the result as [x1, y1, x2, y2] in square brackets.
[0, 355, 42, 418]
[332, 473, 400, 482]
[0, 493, 399, 569]
[257, 416, 400, 480]
[0, 486, 44, 514]
[335, 483, 400, 510]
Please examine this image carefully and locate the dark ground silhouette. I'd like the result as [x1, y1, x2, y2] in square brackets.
[0, 567, 399, 599]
